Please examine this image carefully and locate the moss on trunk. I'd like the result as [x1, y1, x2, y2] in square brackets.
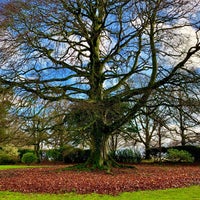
[86, 128, 110, 169]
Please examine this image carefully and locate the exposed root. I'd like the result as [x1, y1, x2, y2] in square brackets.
[64, 157, 137, 173]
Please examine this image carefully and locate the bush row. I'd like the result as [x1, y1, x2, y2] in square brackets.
[0, 147, 38, 165]
[111, 149, 142, 164]
[149, 145, 200, 162]
[45, 146, 90, 163]
[0, 145, 198, 165]
[45, 146, 142, 164]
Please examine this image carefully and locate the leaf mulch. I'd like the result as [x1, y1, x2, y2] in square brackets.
[0, 164, 199, 195]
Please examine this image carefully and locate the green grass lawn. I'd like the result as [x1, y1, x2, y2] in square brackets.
[0, 165, 35, 170]
[0, 186, 199, 200]
[0, 165, 53, 170]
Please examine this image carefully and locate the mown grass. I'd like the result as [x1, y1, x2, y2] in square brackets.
[0, 186, 199, 200]
[0, 165, 43, 170]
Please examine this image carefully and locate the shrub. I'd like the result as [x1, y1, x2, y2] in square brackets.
[2, 145, 19, 159]
[0, 145, 19, 164]
[46, 148, 63, 162]
[113, 148, 142, 164]
[63, 148, 90, 163]
[149, 146, 200, 162]
[0, 151, 16, 164]
[3, 145, 19, 162]
[21, 152, 38, 165]
[18, 149, 35, 160]
[171, 146, 200, 162]
[166, 149, 194, 163]
[149, 147, 168, 158]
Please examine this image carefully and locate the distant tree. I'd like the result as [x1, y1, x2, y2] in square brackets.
[46, 101, 72, 148]
[168, 85, 200, 146]
[0, 86, 13, 144]
[0, 0, 200, 169]
[135, 108, 157, 160]
[134, 104, 171, 159]
[108, 124, 139, 154]
[22, 116, 48, 162]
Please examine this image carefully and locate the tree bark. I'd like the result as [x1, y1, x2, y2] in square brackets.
[34, 143, 41, 163]
[145, 145, 151, 160]
[86, 121, 110, 169]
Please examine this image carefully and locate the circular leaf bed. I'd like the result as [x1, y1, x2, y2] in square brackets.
[0, 164, 199, 195]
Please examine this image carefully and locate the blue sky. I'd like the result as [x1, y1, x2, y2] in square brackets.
[0, 0, 8, 2]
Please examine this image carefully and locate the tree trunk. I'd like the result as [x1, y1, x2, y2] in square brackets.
[181, 130, 186, 146]
[87, 133, 110, 169]
[145, 144, 151, 160]
[158, 124, 162, 163]
[34, 143, 41, 163]
[85, 120, 112, 169]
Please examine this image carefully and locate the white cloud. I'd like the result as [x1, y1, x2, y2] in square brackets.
[158, 19, 200, 69]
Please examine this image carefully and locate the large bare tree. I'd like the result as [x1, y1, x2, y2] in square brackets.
[0, 0, 200, 168]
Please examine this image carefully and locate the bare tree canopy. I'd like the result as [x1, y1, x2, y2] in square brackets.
[0, 0, 200, 169]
